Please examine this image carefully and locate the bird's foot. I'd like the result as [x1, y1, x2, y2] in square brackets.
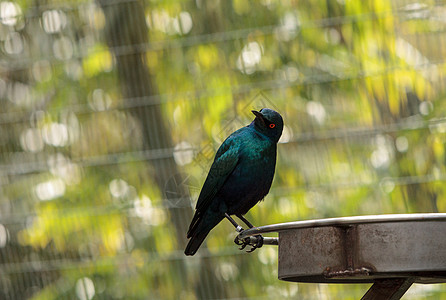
[234, 234, 248, 250]
[234, 234, 264, 252]
[246, 235, 264, 253]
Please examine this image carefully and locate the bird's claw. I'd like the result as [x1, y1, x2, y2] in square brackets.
[234, 234, 264, 252]
[234, 235, 247, 250]
[246, 235, 264, 253]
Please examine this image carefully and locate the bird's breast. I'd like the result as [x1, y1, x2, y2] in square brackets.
[218, 138, 277, 214]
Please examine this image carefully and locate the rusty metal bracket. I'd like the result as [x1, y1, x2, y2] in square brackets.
[324, 267, 372, 278]
[361, 278, 415, 300]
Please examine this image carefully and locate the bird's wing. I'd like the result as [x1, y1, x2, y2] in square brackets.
[195, 136, 240, 212]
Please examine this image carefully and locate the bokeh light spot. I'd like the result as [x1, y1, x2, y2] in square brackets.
[75, 277, 95, 300]
[0, 1, 21, 26]
[35, 178, 66, 201]
[42, 9, 67, 33]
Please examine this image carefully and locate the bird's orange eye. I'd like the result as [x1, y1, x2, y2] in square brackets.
[269, 123, 275, 129]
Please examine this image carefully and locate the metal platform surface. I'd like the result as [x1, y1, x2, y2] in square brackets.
[237, 213, 446, 284]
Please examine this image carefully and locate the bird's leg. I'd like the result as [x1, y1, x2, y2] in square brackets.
[225, 213, 244, 232]
[236, 214, 254, 228]
[236, 214, 264, 253]
[225, 213, 264, 252]
[232, 214, 264, 252]
[224, 213, 250, 250]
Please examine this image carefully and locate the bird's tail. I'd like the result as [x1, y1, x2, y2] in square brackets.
[184, 212, 223, 256]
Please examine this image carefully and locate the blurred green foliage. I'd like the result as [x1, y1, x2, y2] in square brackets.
[0, 0, 446, 299]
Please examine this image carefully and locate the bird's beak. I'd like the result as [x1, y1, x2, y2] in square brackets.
[252, 110, 266, 125]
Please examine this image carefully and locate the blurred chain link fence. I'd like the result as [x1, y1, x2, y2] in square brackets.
[1, 0, 446, 299]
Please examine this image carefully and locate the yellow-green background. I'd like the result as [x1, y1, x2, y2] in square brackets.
[1, 0, 446, 299]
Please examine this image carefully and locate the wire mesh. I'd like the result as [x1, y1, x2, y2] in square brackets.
[0, 0, 446, 299]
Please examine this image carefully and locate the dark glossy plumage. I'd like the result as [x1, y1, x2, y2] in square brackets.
[185, 108, 283, 256]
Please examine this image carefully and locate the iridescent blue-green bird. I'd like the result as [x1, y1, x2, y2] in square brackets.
[185, 108, 283, 256]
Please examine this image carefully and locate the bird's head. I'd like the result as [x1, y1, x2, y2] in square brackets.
[251, 108, 284, 143]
